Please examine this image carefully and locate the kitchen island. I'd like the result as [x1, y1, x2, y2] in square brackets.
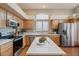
[19, 32, 60, 48]
[26, 37, 65, 56]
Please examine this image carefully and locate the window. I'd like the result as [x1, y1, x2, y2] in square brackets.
[36, 21, 42, 31]
[43, 21, 48, 31]
[35, 14, 49, 32]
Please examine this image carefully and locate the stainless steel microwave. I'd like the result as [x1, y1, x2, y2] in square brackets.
[8, 19, 19, 28]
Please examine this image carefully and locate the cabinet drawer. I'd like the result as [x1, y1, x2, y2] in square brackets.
[1, 46, 13, 56]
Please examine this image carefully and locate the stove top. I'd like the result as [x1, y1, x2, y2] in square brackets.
[13, 36, 22, 39]
[13, 36, 23, 41]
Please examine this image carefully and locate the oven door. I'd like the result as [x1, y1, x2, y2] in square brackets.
[13, 37, 23, 55]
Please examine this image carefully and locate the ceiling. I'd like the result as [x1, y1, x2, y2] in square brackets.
[18, 3, 79, 10]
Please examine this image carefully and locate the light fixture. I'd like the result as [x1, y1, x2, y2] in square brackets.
[72, 13, 77, 18]
[42, 5, 46, 8]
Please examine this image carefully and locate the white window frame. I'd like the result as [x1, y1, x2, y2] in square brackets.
[35, 14, 49, 32]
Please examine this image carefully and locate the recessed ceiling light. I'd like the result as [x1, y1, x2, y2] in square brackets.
[42, 5, 46, 8]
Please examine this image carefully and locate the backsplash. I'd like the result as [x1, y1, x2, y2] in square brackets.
[0, 27, 14, 36]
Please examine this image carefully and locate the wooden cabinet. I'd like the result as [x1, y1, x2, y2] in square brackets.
[7, 11, 23, 28]
[6, 11, 14, 27]
[23, 35, 27, 48]
[23, 35, 30, 48]
[0, 7, 6, 28]
[0, 7, 23, 28]
[14, 16, 23, 28]
[51, 34, 60, 46]
[18, 18, 23, 28]
[23, 20, 34, 29]
[51, 20, 59, 30]
[0, 41, 13, 56]
[26, 36, 30, 46]
[7, 11, 14, 20]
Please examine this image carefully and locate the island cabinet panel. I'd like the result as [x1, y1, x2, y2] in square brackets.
[0, 7, 6, 28]
[0, 41, 13, 56]
[23, 35, 30, 48]
[50, 34, 60, 46]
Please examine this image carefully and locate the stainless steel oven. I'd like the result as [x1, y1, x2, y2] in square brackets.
[13, 36, 23, 55]
[0, 30, 23, 56]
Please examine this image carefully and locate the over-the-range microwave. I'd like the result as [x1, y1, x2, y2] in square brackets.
[7, 19, 19, 28]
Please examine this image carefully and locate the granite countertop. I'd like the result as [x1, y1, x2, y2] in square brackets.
[0, 39, 13, 45]
[26, 37, 65, 56]
[18, 32, 60, 36]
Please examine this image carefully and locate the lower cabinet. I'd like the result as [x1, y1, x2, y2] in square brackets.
[1, 47, 13, 56]
[23, 35, 35, 48]
[50, 34, 60, 46]
[25, 36, 30, 46]
[23, 35, 30, 48]
[0, 41, 13, 56]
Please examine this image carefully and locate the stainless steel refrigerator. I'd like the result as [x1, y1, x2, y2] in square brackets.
[59, 23, 77, 47]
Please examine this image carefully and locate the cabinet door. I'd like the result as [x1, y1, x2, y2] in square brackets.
[23, 35, 27, 48]
[18, 18, 23, 28]
[14, 16, 23, 28]
[0, 8, 6, 28]
[1, 46, 13, 56]
[51, 20, 59, 30]
[7, 11, 14, 20]
[51, 35, 60, 46]
[23, 35, 30, 48]
[23, 20, 34, 29]
[0, 41, 13, 56]
[1, 41, 13, 52]
[26, 36, 30, 46]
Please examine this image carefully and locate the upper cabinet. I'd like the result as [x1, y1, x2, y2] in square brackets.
[51, 20, 59, 29]
[14, 16, 23, 28]
[0, 7, 23, 28]
[7, 11, 23, 28]
[0, 7, 6, 28]
[23, 20, 34, 30]
[6, 11, 14, 27]
[7, 11, 14, 20]
[51, 20, 59, 33]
